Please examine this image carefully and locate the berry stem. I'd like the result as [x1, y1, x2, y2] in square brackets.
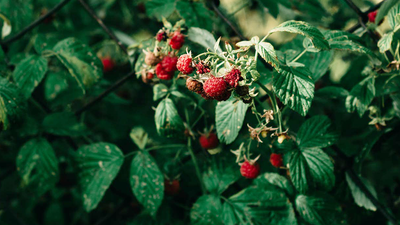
[256, 81, 283, 133]
[187, 137, 206, 194]
[291, 49, 307, 63]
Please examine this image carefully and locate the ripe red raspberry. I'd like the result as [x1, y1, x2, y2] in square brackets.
[169, 31, 185, 50]
[161, 55, 178, 73]
[240, 161, 260, 179]
[142, 72, 154, 83]
[156, 30, 167, 42]
[196, 63, 210, 74]
[225, 68, 242, 88]
[368, 11, 377, 23]
[164, 179, 180, 195]
[155, 63, 174, 80]
[177, 54, 194, 74]
[186, 78, 203, 93]
[203, 76, 228, 98]
[199, 132, 219, 149]
[270, 153, 283, 168]
[101, 57, 114, 72]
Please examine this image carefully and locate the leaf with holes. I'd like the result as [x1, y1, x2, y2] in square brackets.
[16, 138, 59, 195]
[346, 76, 375, 117]
[273, 65, 314, 116]
[53, 38, 103, 93]
[76, 143, 124, 212]
[154, 98, 185, 138]
[130, 151, 164, 216]
[13, 55, 48, 99]
[269, 20, 329, 50]
[216, 97, 248, 144]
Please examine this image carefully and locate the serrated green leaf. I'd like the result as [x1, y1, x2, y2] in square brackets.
[378, 32, 394, 53]
[42, 112, 87, 136]
[130, 151, 164, 216]
[300, 50, 334, 81]
[53, 38, 103, 93]
[269, 20, 329, 50]
[153, 83, 168, 101]
[202, 156, 240, 194]
[345, 173, 377, 211]
[176, 2, 212, 30]
[289, 150, 312, 194]
[222, 202, 243, 225]
[295, 194, 343, 225]
[215, 97, 248, 144]
[376, 0, 399, 25]
[13, 55, 48, 99]
[155, 98, 185, 138]
[273, 66, 314, 116]
[254, 172, 295, 197]
[228, 185, 298, 225]
[0, 13, 11, 39]
[297, 116, 337, 149]
[191, 195, 223, 225]
[76, 143, 124, 212]
[130, 127, 148, 150]
[188, 27, 221, 53]
[145, 0, 176, 20]
[256, 0, 279, 18]
[388, 3, 400, 29]
[316, 86, 350, 99]
[345, 76, 375, 117]
[0, 77, 23, 129]
[256, 41, 279, 68]
[16, 138, 59, 195]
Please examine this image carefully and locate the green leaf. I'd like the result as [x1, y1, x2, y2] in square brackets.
[345, 173, 377, 211]
[0, 13, 11, 39]
[0, 0, 33, 35]
[53, 38, 103, 93]
[188, 27, 221, 52]
[345, 76, 375, 117]
[254, 172, 295, 197]
[145, 0, 176, 20]
[273, 66, 314, 116]
[129, 127, 148, 150]
[16, 138, 59, 194]
[202, 156, 240, 194]
[376, 0, 399, 25]
[289, 148, 334, 193]
[221, 202, 243, 225]
[215, 97, 248, 144]
[387, 3, 400, 29]
[42, 112, 87, 136]
[130, 151, 164, 216]
[301, 50, 334, 81]
[153, 83, 168, 101]
[295, 194, 343, 225]
[256, 0, 279, 18]
[269, 20, 329, 50]
[13, 55, 48, 99]
[0, 77, 23, 129]
[228, 185, 297, 225]
[316, 86, 349, 99]
[154, 98, 185, 138]
[0, 47, 6, 72]
[176, 2, 212, 30]
[297, 116, 337, 149]
[378, 32, 394, 53]
[191, 195, 223, 225]
[76, 142, 124, 212]
[255, 41, 280, 68]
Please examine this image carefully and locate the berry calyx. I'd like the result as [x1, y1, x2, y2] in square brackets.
[155, 63, 174, 80]
[203, 76, 229, 98]
[270, 153, 283, 168]
[199, 132, 219, 149]
[169, 31, 185, 50]
[186, 78, 203, 93]
[161, 55, 178, 73]
[225, 68, 242, 88]
[101, 57, 114, 72]
[177, 54, 194, 74]
[164, 179, 180, 195]
[368, 11, 377, 23]
[240, 161, 260, 179]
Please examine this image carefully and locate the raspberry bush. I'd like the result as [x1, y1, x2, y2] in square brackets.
[1, 0, 400, 225]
